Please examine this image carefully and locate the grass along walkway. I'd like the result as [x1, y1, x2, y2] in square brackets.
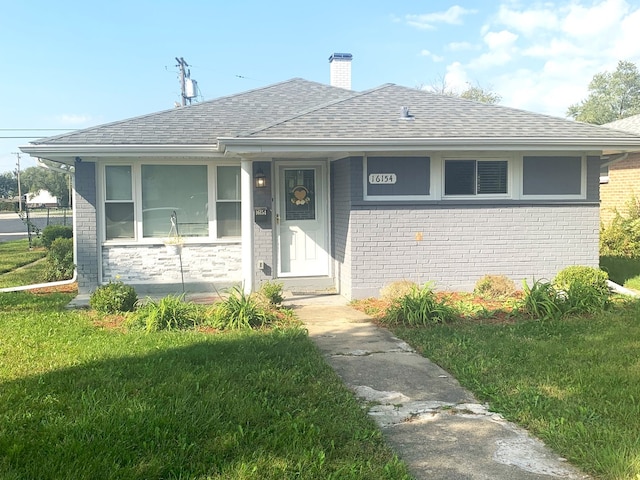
[388, 298, 640, 480]
[0, 292, 410, 480]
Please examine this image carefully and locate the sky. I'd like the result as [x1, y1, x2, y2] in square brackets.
[3, 0, 640, 174]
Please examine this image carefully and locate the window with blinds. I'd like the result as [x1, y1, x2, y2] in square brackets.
[444, 159, 508, 196]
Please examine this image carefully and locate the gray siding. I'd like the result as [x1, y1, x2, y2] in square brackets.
[332, 156, 601, 299]
[74, 161, 99, 294]
[348, 204, 599, 298]
[253, 161, 274, 287]
[331, 158, 354, 295]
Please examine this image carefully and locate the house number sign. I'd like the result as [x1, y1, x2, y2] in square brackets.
[368, 173, 397, 184]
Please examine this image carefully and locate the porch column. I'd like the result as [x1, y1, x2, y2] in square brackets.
[240, 159, 254, 294]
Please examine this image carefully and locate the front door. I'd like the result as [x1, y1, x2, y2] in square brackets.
[276, 163, 329, 277]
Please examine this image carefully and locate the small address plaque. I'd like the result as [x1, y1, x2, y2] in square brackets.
[368, 173, 397, 185]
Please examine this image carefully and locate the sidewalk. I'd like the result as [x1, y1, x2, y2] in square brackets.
[285, 293, 588, 480]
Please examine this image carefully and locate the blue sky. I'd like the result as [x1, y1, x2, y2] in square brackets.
[2, 0, 640, 173]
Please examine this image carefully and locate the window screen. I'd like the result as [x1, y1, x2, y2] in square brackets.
[523, 156, 581, 195]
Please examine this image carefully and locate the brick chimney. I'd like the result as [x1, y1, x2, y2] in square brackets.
[329, 53, 352, 90]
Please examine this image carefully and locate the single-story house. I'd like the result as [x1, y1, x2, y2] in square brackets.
[600, 114, 640, 225]
[21, 55, 640, 299]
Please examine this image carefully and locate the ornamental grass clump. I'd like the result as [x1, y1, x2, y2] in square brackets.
[89, 280, 137, 314]
[127, 294, 206, 332]
[383, 283, 457, 326]
[209, 286, 276, 330]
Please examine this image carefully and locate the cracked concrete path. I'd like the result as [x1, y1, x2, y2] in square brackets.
[287, 295, 589, 480]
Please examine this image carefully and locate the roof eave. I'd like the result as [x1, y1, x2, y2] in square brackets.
[19, 144, 223, 163]
[218, 137, 640, 154]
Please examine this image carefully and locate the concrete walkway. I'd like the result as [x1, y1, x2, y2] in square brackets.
[284, 293, 589, 480]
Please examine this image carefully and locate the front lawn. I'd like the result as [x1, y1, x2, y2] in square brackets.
[601, 255, 640, 291]
[0, 239, 46, 275]
[372, 297, 640, 480]
[0, 292, 410, 480]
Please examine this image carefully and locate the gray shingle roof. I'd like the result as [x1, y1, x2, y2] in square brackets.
[30, 78, 640, 146]
[603, 114, 640, 135]
[32, 79, 356, 145]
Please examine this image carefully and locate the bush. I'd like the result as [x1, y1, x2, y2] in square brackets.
[43, 237, 74, 281]
[473, 275, 516, 299]
[384, 283, 457, 326]
[379, 280, 418, 302]
[126, 294, 205, 332]
[258, 281, 284, 306]
[41, 225, 73, 249]
[600, 196, 640, 257]
[520, 279, 565, 321]
[553, 266, 609, 297]
[89, 281, 138, 314]
[209, 287, 275, 330]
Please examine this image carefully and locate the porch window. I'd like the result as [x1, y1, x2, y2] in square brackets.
[103, 163, 242, 242]
[216, 166, 241, 237]
[105, 166, 134, 239]
[444, 160, 508, 196]
[142, 165, 208, 237]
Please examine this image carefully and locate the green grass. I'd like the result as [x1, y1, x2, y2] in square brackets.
[390, 299, 640, 479]
[0, 239, 46, 275]
[0, 292, 410, 480]
[0, 258, 49, 288]
[601, 255, 640, 291]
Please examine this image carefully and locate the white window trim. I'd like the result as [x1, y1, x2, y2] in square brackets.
[520, 155, 587, 200]
[441, 155, 514, 200]
[363, 155, 434, 201]
[99, 159, 242, 245]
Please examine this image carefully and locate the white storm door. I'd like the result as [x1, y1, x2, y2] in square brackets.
[277, 163, 329, 277]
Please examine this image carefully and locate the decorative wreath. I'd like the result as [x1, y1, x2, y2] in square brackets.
[290, 185, 311, 205]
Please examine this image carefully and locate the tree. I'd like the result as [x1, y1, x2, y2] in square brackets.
[567, 60, 640, 124]
[20, 166, 71, 207]
[420, 76, 501, 104]
[0, 172, 17, 199]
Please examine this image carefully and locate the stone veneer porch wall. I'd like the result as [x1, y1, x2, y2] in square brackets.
[102, 243, 242, 292]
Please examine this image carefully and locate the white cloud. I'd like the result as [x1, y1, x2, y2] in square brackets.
[447, 0, 640, 116]
[406, 6, 477, 30]
[443, 62, 471, 92]
[55, 114, 93, 126]
[420, 49, 444, 62]
[446, 41, 480, 52]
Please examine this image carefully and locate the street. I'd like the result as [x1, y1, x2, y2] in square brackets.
[0, 212, 28, 243]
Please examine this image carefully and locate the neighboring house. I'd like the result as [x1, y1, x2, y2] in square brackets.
[20, 56, 640, 300]
[601, 114, 640, 225]
[26, 189, 58, 208]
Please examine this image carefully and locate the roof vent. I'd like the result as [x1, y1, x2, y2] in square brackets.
[399, 106, 414, 120]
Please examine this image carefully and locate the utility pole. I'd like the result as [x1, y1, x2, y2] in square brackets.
[12, 152, 22, 212]
[176, 57, 188, 106]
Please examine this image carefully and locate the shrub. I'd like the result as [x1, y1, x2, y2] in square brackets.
[209, 287, 275, 330]
[41, 225, 73, 249]
[127, 295, 205, 332]
[89, 281, 138, 314]
[258, 281, 284, 306]
[553, 266, 609, 297]
[379, 280, 418, 302]
[600, 196, 640, 257]
[473, 275, 516, 299]
[384, 283, 457, 326]
[43, 237, 74, 281]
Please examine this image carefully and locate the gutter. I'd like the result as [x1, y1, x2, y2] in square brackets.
[20, 144, 223, 160]
[608, 280, 640, 298]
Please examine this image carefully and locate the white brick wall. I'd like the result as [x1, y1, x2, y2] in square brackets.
[347, 204, 600, 298]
